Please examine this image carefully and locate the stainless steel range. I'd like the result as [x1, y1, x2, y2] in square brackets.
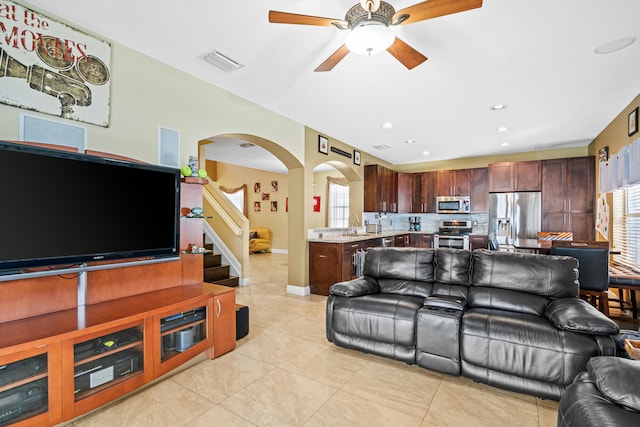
[433, 220, 472, 250]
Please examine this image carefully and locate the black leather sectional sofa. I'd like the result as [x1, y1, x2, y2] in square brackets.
[325, 247, 620, 400]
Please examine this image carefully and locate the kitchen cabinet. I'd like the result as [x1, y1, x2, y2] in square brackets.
[470, 167, 489, 212]
[397, 172, 412, 213]
[394, 234, 410, 247]
[364, 165, 398, 213]
[489, 161, 541, 192]
[470, 235, 489, 251]
[309, 237, 384, 295]
[436, 169, 471, 197]
[410, 233, 433, 248]
[541, 156, 595, 240]
[411, 172, 436, 213]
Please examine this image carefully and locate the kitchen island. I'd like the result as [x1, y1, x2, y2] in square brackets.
[308, 231, 432, 296]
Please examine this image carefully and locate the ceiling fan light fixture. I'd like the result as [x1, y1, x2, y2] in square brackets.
[345, 21, 395, 56]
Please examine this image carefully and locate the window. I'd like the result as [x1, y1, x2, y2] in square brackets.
[612, 185, 640, 270]
[220, 185, 247, 217]
[327, 178, 349, 228]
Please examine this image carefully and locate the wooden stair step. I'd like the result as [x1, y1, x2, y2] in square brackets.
[209, 276, 239, 288]
[203, 253, 222, 268]
[204, 265, 230, 282]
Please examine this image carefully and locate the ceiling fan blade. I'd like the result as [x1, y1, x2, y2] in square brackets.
[393, 0, 482, 25]
[314, 45, 350, 72]
[269, 10, 345, 27]
[387, 37, 428, 70]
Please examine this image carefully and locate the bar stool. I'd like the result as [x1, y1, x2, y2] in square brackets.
[551, 240, 610, 316]
[609, 264, 640, 320]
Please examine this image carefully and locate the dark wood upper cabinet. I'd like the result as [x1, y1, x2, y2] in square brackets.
[435, 170, 452, 197]
[488, 162, 514, 192]
[436, 169, 471, 196]
[515, 161, 542, 191]
[541, 156, 595, 240]
[470, 167, 489, 212]
[397, 172, 412, 213]
[412, 172, 436, 213]
[489, 161, 541, 192]
[364, 164, 398, 212]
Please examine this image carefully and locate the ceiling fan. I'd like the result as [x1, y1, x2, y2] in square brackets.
[268, 0, 483, 72]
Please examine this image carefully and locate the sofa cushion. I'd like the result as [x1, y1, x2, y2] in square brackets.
[471, 250, 579, 299]
[468, 287, 549, 316]
[330, 294, 424, 347]
[435, 249, 472, 285]
[588, 356, 640, 412]
[461, 308, 601, 386]
[363, 248, 435, 296]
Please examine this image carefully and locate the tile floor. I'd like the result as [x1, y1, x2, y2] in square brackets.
[72, 252, 559, 427]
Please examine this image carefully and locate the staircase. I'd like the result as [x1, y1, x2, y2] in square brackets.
[203, 243, 239, 287]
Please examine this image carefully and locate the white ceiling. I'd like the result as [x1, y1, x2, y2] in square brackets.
[24, 0, 640, 172]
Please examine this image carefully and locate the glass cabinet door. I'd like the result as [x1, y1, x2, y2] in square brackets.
[0, 352, 49, 426]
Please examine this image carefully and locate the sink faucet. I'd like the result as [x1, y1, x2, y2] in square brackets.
[348, 213, 360, 235]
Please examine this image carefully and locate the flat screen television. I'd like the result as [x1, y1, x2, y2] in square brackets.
[0, 141, 181, 274]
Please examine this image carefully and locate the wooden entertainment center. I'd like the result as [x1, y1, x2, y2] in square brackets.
[0, 144, 236, 426]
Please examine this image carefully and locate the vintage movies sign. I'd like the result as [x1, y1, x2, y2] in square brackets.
[0, 1, 111, 127]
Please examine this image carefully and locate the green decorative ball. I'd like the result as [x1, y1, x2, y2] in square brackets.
[198, 169, 207, 178]
[181, 165, 192, 177]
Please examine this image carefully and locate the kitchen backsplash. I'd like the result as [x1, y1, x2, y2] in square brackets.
[362, 212, 489, 235]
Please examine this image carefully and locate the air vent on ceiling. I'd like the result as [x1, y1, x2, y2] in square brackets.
[239, 142, 255, 148]
[201, 49, 244, 72]
[373, 144, 391, 150]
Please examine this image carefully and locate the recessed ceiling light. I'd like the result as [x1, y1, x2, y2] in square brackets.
[422, 151, 430, 156]
[490, 104, 507, 110]
[373, 144, 390, 150]
[500, 142, 510, 147]
[594, 36, 637, 54]
[405, 139, 416, 144]
[496, 126, 509, 133]
[381, 122, 393, 129]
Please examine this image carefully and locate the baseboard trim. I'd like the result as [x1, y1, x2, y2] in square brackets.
[287, 285, 310, 296]
[272, 248, 288, 254]
[239, 277, 250, 287]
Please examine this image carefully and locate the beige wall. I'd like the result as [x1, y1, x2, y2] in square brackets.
[215, 163, 288, 251]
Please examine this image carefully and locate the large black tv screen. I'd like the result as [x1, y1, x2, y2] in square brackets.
[0, 141, 180, 273]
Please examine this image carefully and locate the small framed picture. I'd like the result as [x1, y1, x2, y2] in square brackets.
[271, 180, 278, 192]
[318, 135, 328, 155]
[254, 182, 261, 193]
[353, 150, 361, 166]
[629, 107, 638, 137]
[270, 201, 277, 212]
[253, 201, 261, 212]
[261, 192, 269, 201]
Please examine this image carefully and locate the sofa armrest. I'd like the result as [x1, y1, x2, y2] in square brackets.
[424, 295, 467, 311]
[588, 356, 640, 412]
[544, 298, 619, 335]
[329, 276, 379, 297]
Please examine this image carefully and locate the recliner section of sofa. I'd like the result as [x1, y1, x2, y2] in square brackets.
[326, 247, 619, 400]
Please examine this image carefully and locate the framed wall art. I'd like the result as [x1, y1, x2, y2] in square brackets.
[629, 107, 638, 137]
[318, 135, 328, 155]
[354, 150, 361, 166]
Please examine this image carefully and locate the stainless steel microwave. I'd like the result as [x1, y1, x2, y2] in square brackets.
[436, 196, 471, 214]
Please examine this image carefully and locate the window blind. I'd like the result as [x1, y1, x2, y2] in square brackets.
[328, 179, 349, 228]
[612, 186, 640, 270]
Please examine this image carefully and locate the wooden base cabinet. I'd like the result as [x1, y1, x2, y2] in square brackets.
[0, 344, 61, 427]
[0, 284, 235, 426]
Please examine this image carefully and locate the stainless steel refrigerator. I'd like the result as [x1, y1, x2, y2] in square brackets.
[489, 192, 541, 247]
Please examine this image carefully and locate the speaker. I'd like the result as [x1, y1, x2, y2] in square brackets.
[175, 329, 193, 352]
[236, 305, 249, 340]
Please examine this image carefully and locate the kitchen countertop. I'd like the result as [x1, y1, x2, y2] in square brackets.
[308, 231, 488, 244]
